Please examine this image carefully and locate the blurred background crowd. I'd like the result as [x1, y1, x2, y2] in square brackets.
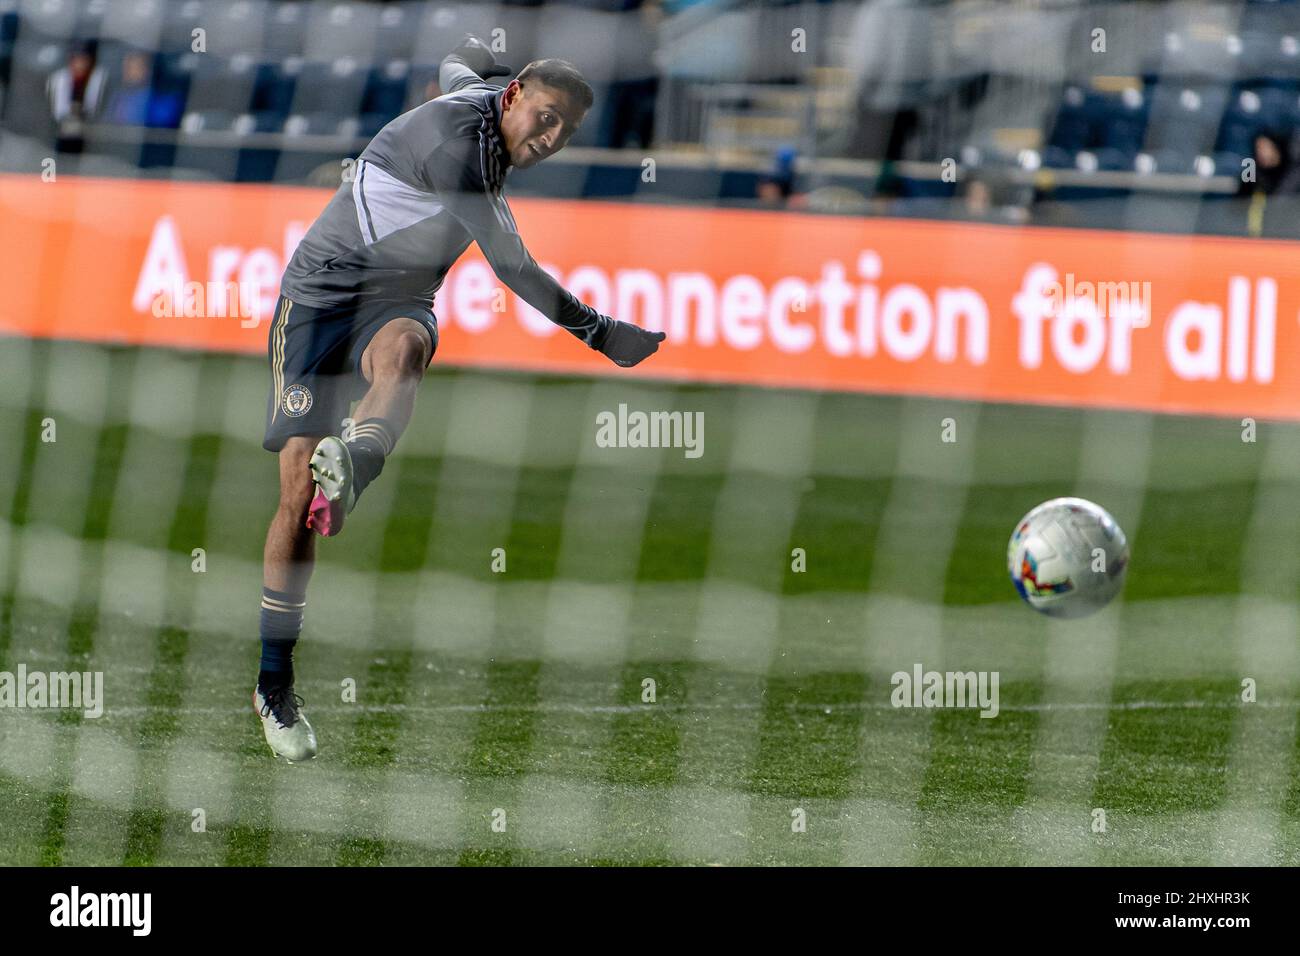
[3, 0, 1300, 237]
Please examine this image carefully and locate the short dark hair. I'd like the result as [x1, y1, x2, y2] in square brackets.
[515, 58, 594, 113]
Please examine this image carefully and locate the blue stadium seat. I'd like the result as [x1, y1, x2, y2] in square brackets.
[0, 2, 16, 45]
[1212, 150, 1247, 177]
[1047, 84, 1147, 166]
[1092, 147, 1132, 171]
[357, 111, 390, 137]
[1102, 88, 1148, 157]
[361, 60, 409, 119]
[252, 57, 299, 118]
[1047, 86, 1091, 154]
[290, 56, 368, 116]
[1218, 86, 1296, 157]
[1041, 144, 1075, 169]
[154, 49, 196, 105]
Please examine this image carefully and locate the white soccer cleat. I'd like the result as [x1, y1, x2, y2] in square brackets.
[253, 686, 319, 762]
[306, 436, 356, 537]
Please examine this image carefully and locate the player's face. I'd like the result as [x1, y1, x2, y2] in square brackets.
[500, 81, 586, 169]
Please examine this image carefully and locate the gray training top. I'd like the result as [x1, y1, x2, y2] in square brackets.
[278, 59, 612, 348]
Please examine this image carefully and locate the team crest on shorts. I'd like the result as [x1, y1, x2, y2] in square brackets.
[281, 383, 313, 418]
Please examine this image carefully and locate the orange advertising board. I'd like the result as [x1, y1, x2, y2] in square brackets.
[4, 172, 1300, 420]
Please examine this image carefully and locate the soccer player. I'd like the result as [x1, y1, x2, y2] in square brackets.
[254, 37, 666, 761]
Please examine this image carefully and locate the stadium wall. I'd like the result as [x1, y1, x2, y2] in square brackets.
[4, 173, 1300, 421]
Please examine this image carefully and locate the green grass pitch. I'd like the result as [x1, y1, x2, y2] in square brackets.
[0, 336, 1297, 865]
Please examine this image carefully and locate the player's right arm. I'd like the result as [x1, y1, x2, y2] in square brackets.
[439, 36, 512, 95]
[422, 134, 664, 366]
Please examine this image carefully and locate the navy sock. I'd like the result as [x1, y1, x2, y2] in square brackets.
[345, 417, 397, 501]
[259, 587, 305, 690]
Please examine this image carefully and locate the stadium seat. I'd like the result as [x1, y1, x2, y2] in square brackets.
[0, 2, 16, 45]
[357, 111, 390, 137]
[1157, 3, 1238, 81]
[1047, 86, 1091, 154]
[252, 57, 299, 119]
[17, 0, 79, 41]
[97, 0, 163, 51]
[180, 107, 235, 132]
[160, 0, 207, 54]
[1145, 147, 1197, 175]
[2, 36, 63, 134]
[372, 2, 415, 63]
[1211, 150, 1247, 177]
[289, 57, 368, 117]
[1103, 89, 1148, 158]
[183, 52, 259, 115]
[204, 0, 267, 58]
[1144, 84, 1230, 156]
[410, 2, 505, 69]
[240, 108, 284, 134]
[361, 60, 409, 119]
[302, 1, 378, 64]
[156, 49, 198, 100]
[282, 110, 353, 137]
[71, 0, 108, 40]
[1218, 86, 1296, 157]
[1238, 31, 1300, 85]
[260, 0, 305, 59]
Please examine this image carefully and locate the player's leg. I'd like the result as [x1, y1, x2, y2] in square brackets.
[306, 314, 436, 536]
[353, 315, 435, 443]
[255, 293, 352, 761]
[253, 438, 322, 762]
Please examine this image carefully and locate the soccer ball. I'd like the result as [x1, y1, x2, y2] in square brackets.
[1007, 497, 1129, 618]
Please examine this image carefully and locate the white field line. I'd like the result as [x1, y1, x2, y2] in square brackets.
[842, 398, 982, 865]
[2, 710, 1266, 864]
[52, 697, 1299, 720]
[528, 382, 676, 859]
[673, 390, 819, 865]
[64, 364, 196, 865]
[10, 345, 113, 864]
[156, 419, 269, 865]
[1215, 425, 1300, 864]
[296, 372, 537, 862]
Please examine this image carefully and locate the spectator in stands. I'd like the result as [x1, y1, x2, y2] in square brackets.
[103, 51, 183, 129]
[1241, 130, 1300, 237]
[45, 43, 107, 153]
[756, 146, 800, 208]
[757, 173, 794, 208]
[958, 173, 1030, 225]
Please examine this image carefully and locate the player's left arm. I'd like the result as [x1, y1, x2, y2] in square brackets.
[422, 135, 665, 366]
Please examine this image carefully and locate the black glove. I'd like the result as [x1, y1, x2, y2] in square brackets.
[449, 34, 513, 80]
[597, 321, 666, 367]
